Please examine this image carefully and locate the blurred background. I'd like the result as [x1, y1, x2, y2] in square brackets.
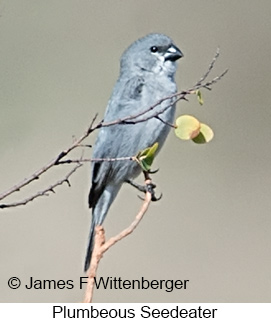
[0, 0, 270, 302]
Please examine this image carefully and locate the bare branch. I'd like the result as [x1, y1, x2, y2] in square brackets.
[195, 48, 220, 87]
[202, 68, 229, 90]
[0, 115, 99, 202]
[0, 163, 82, 209]
[56, 156, 135, 165]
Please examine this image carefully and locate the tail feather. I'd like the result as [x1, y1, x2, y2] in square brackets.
[84, 219, 95, 272]
[84, 183, 122, 272]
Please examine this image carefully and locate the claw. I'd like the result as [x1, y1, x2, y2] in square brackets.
[149, 168, 159, 174]
[137, 194, 145, 201]
[151, 192, 163, 202]
[146, 183, 162, 202]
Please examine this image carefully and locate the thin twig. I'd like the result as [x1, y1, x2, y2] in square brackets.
[56, 156, 135, 165]
[195, 48, 220, 87]
[0, 164, 82, 209]
[0, 115, 99, 202]
[155, 116, 177, 128]
[202, 69, 229, 90]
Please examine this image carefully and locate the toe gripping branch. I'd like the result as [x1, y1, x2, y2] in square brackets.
[126, 169, 162, 202]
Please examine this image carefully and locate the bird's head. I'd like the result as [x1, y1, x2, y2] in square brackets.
[120, 33, 183, 77]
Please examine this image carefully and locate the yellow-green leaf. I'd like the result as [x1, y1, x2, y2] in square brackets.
[192, 123, 214, 144]
[196, 90, 204, 105]
[135, 142, 159, 172]
[174, 115, 201, 140]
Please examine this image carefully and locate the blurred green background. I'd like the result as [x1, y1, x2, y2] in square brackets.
[0, 0, 270, 302]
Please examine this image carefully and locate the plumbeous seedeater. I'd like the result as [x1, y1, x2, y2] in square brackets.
[85, 33, 183, 271]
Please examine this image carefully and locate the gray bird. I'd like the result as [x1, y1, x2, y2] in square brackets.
[85, 33, 183, 271]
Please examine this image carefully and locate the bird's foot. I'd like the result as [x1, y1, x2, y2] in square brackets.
[146, 182, 162, 201]
[126, 178, 162, 202]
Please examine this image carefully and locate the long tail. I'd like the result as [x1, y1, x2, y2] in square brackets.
[84, 183, 122, 272]
[84, 218, 96, 272]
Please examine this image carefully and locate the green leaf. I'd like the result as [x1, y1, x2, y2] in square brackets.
[196, 90, 204, 105]
[174, 115, 201, 140]
[192, 123, 214, 144]
[136, 142, 159, 172]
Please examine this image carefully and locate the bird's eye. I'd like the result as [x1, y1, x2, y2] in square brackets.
[150, 46, 158, 53]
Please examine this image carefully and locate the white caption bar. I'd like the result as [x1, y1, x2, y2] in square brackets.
[1, 303, 270, 322]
